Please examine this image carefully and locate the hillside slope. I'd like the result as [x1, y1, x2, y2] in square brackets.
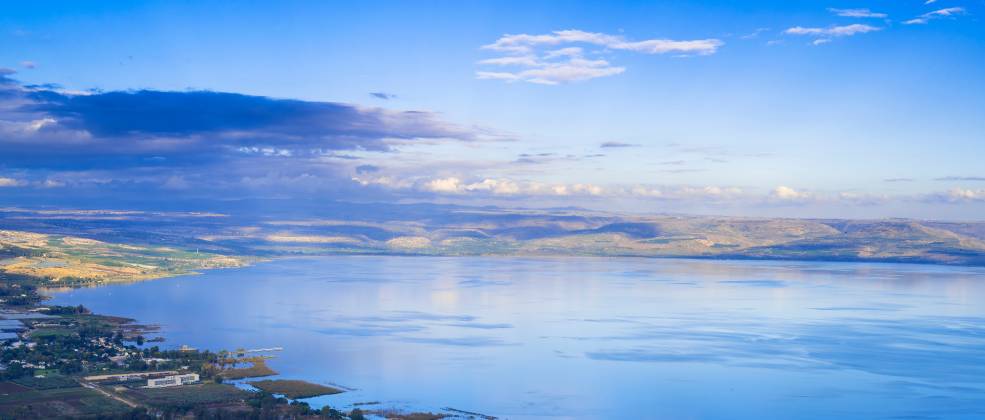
[1, 207, 984, 266]
[0, 230, 244, 285]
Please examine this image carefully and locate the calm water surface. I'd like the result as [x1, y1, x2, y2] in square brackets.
[45, 257, 985, 419]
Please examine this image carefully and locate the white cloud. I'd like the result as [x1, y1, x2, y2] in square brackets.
[423, 177, 464, 193]
[351, 165, 951, 209]
[767, 187, 892, 205]
[904, 7, 965, 25]
[351, 175, 414, 190]
[535, 183, 604, 196]
[740, 28, 770, 40]
[544, 47, 583, 58]
[828, 8, 887, 19]
[42, 179, 65, 188]
[784, 24, 880, 45]
[946, 188, 985, 201]
[351, 171, 964, 212]
[27, 118, 56, 132]
[627, 185, 744, 200]
[694, 186, 743, 197]
[478, 55, 541, 66]
[0, 177, 23, 187]
[785, 24, 881, 37]
[236, 146, 294, 157]
[770, 185, 813, 201]
[420, 177, 601, 196]
[611, 38, 724, 55]
[462, 178, 522, 195]
[474, 71, 521, 82]
[570, 184, 604, 195]
[483, 30, 722, 55]
[478, 29, 722, 84]
[416, 179, 748, 201]
[478, 55, 625, 85]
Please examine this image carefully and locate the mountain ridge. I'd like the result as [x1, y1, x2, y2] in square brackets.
[1, 205, 983, 267]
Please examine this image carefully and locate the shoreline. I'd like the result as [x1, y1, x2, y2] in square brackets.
[2, 257, 479, 419]
[12, 247, 985, 418]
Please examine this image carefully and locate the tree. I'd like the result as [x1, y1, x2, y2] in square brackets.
[350, 408, 366, 420]
[3, 361, 27, 379]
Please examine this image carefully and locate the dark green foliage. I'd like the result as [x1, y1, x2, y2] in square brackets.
[350, 408, 366, 420]
[43, 304, 90, 316]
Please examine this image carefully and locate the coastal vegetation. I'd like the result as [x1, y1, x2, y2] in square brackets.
[249, 379, 344, 399]
[365, 410, 449, 420]
[215, 358, 278, 380]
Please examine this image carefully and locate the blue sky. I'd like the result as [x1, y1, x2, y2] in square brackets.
[1, 1, 983, 219]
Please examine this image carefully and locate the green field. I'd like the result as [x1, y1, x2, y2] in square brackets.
[11, 375, 79, 390]
[0, 385, 133, 418]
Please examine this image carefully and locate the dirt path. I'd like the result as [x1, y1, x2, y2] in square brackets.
[79, 380, 141, 408]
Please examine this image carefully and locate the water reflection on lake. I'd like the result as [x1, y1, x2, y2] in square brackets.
[45, 257, 985, 419]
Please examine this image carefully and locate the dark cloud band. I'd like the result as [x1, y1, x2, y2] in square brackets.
[1, 78, 482, 170]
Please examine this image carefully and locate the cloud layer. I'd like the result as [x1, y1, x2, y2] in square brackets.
[784, 24, 881, 45]
[905, 7, 965, 25]
[477, 29, 723, 84]
[828, 8, 887, 19]
[0, 73, 494, 171]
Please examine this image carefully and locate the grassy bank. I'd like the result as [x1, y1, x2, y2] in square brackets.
[249, 379, 344, 399]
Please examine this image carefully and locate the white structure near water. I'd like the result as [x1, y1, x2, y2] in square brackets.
[85, 370, 178, 382]
[146, 373, 199, 388]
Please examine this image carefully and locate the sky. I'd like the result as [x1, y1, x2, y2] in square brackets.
[1, 0, 984, 220]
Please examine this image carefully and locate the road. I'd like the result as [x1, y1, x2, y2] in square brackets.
[78, 380, 141, 408]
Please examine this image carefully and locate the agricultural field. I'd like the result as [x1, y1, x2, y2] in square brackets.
[11, 375, 81, 390]
[121, 383, 251, 409]
[0, 380, 134, 418]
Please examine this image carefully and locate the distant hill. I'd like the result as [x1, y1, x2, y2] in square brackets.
[1, 206, 983, 267]
[0, 229, 244, 285]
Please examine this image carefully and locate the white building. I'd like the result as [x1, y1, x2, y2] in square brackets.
[146, 373, 199, 388]
[84, 370, 177, 382]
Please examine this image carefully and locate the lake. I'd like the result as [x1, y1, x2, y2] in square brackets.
[45, 256, 985, 419]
